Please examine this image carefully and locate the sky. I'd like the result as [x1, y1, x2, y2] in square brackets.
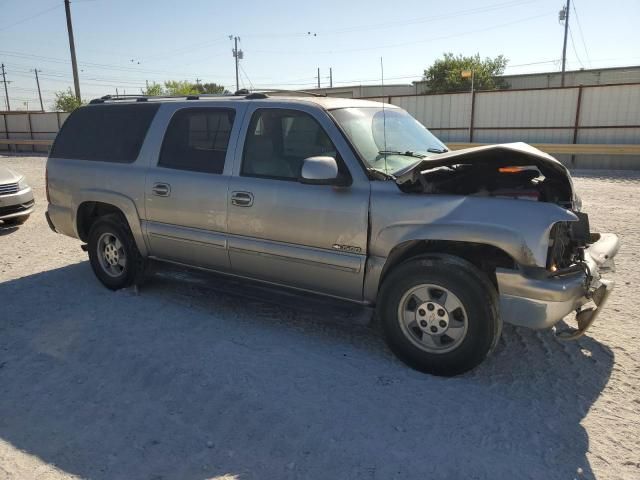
[1, 0, 639, 110]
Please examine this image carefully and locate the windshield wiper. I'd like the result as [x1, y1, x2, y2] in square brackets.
[367, 167, 395, 180]
[427, 147, 448, 153]
[378, 150, 426, 159]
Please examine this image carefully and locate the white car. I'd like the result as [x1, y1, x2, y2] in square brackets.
[0, 165, 34, 226]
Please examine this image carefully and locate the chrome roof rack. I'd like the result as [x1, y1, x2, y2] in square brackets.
[89, 93, 232, 104]
[89, 88, 325, 104]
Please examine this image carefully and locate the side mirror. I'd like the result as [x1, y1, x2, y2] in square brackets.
[299, 156, 345, 185]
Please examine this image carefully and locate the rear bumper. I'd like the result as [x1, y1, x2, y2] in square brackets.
[0, 187, 35, 220]
[497, 232, 620, 330]
[46, 204, 76, 238]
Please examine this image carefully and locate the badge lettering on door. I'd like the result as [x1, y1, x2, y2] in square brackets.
[333, 244, 362, 253]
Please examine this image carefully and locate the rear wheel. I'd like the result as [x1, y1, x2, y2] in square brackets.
[378, 255, 501, 376]
[87, 214, 145, 290]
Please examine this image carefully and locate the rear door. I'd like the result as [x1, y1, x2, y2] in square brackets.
[226, 104, 370, 301]
[143, 103, 244, 271]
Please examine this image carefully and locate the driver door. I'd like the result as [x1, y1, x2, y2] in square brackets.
[226, 106, 370, 300]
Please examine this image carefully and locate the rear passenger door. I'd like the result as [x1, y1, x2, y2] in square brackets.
[144, 105, 242, 271]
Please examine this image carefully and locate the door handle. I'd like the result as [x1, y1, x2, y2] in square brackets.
[152, 182, 171, 197]
[231, 191, 254, 207]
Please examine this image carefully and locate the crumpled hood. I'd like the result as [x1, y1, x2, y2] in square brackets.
[0, 166, 22, 184]
[395, 142, 571, 183]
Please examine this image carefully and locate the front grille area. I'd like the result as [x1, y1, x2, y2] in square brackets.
[0, 182, 20, 196]
[0, 200, 34, 216]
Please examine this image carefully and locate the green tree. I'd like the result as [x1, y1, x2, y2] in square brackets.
[193, 82, 225, 94]
[142, 82, 164, 96]
[163, 80, 199, 95]
[422, 53, 509, 93]
[141, 80, 227, 96]
[53, 88, 84, 112]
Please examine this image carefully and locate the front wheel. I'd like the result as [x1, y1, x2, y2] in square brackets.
[378, 255, 501, 376]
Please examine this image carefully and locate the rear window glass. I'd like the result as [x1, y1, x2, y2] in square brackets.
[50, 103, 160, 163]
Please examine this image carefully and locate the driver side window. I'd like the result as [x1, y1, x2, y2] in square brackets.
[241, 108, 337, 181]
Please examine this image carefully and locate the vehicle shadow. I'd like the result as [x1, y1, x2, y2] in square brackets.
[0, 262, 613, 479]
[0, 224, 19, 236]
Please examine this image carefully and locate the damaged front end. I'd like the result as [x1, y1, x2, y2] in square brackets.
[394, 142, 578, 209]
[393, 142, 619, 338]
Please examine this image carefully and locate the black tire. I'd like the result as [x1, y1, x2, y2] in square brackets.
[87, 213, 145, 290]
[3, 215, 29, 226]
[378, 254, 501, 376]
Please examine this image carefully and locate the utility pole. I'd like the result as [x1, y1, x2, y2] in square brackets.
[1, 63, 10, 112]
[34, 69, 44, 111]
[317, 67, 321, 88]
[560, 0, 571, 87]
[230, 36, 243, 92]
[329, 67, 333, 88]
[64, 0, 81, 101]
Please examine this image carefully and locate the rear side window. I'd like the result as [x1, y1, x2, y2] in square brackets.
[50, 103, 159, 163]
[159, 108, 235, 174]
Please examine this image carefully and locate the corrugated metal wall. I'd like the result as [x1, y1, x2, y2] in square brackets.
[0, 112, 68, 153]
[394, 93, 472, 142]
[386, 83, 640, 168]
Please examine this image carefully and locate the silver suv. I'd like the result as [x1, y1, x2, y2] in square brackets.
[45, 92, 619, 376]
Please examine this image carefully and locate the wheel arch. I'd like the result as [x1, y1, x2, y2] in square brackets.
[364, 239, 516, 304]
[74, 190, 148, 256]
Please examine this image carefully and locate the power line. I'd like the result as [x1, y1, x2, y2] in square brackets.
[0, 49, 223, 78]
[0, 3, 61, 33]
[240, 0, 535, 39]
[568, 26, 584, 69]
[239, 64, 254, 91]
[571, 0, 591, 67]
[252, 12, 553, 56]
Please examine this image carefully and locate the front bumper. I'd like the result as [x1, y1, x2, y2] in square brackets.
[497, 233, 620, 332]
[0, 187, 35, 221]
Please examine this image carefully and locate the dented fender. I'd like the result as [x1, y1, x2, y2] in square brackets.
[364, 182, 578, 301]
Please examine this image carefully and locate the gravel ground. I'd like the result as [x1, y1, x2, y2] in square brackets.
[0, 155, 638, 480]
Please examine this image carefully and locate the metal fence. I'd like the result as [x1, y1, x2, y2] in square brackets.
[2, 83, 639, 168]
[380, 82, 640, 169]
[0, 111, 69, 153]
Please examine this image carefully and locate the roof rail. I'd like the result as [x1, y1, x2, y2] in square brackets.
[89, 88, 325, 105]
[89, 93, 232, 104]
[234, 88, 326, 98]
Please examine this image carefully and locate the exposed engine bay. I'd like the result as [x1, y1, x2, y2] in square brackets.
[393, 143, 575, 208]
[397, 163, 573, 207]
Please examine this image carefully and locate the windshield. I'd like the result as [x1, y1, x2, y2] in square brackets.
[330, 107, 447, 175]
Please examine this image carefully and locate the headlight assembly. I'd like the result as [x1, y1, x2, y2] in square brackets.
[18, 176, 29, 191]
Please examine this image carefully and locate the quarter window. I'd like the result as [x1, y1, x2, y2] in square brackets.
[50, 103, 160, 163]
[159, 108, 235, 174]
[241, 109, 337, 180]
